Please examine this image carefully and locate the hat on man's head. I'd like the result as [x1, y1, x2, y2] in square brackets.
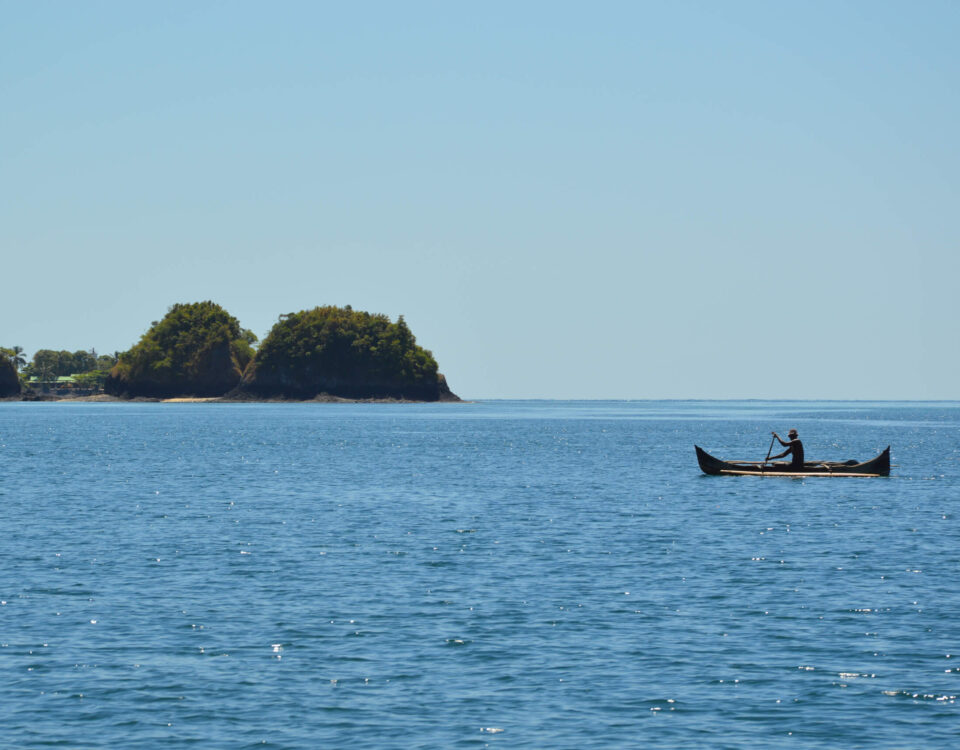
[788, 429, 799, 437]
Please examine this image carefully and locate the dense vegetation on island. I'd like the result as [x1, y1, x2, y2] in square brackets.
[31, 349, 115, 388]
[240, 306, 455, 400]
[2, 346, 117, 394]
[105, 302, 256, 398]
[5, 302, 457, 401]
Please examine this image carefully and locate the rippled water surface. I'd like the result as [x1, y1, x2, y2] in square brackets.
[2, 400, 959, 748]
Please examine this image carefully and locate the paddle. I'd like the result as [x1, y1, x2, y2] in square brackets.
[763, 433, 776, 464]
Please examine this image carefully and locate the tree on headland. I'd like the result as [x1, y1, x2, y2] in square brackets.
[96, 353, 118, 371]
[105, 301, 252, 398]
[69, 349, 97, 374]
[1, 346, 26, 372]
[72, 370, 109, 390]
[31, 350, 60, 381]
[240, 328, 258, 348]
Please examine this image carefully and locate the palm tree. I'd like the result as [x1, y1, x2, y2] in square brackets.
[10, 346, 26, 372]
[1, 346, 26, 372]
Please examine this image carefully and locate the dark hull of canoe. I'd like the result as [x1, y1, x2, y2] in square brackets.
[695, 445, 890, 477]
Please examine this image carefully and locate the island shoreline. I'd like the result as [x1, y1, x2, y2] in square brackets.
[4, 393, 467, 404]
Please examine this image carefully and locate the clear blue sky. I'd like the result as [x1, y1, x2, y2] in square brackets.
[2, 1, 958, 399]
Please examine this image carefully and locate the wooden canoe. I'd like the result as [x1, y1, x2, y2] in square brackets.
[695, 445, 891, 477]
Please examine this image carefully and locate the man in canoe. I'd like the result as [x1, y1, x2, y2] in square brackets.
[770, 429, 804, 469]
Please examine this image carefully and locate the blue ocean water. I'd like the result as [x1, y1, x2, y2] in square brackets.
[1, 400, 958, 748]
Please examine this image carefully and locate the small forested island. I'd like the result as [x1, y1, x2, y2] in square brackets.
[240, 306, 455, 401]
[3, 302, 458, 402]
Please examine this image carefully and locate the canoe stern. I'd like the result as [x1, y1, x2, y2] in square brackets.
[694, 445, 726, 475]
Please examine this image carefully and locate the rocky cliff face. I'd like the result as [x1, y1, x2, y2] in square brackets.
[238, 366, 457, 401]
[0, 357, 20, 398]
